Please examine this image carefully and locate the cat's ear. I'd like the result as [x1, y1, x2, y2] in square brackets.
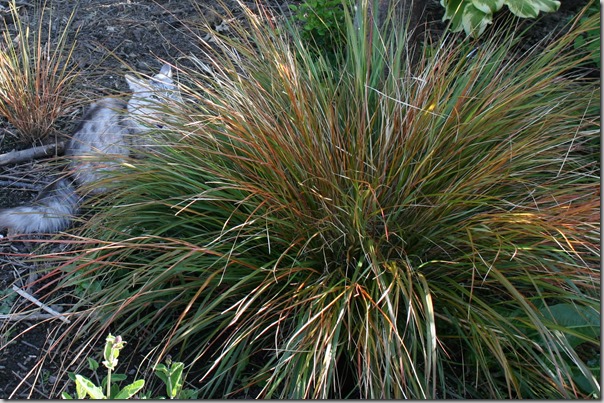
[159, 63, 173, 78]
[125, 74, 149, 93]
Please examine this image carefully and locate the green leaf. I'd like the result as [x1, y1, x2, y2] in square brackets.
[572, 365, 600, 396]
[443, 0, 560, 36]
[111, 373, 128, 382]
[155, 361, 185, 398]
[155, 363, 169, 382]
[574, 11, 601, 69]
[101, 374, 128, 390]
[87, 357, 99, 372]
[505, 0, 560, 18]
[168, 362, 185, 398]
[462, 4, 492, 36]
[113, 380, 145, 399]
[471, 0, 504, 14]
[75, 374, 105, 399]
[441, 0, 466, 30]
[109, 383, 120, 398]
[61, 392, 73, 399]
[539, 303, 599, 348]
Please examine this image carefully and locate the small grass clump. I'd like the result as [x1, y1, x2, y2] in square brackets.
[0, 0, 79, 143]
[42, 1, 599, 399]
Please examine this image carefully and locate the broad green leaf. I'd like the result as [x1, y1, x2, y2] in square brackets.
[441, 0, 465, 20]
[113, 380, 145, 399]
[168, 362, 185, 398]
[74, 376, 86, 400]
[441, 0, 466, 32]
[111, 373, 128, 382]
[109, 383, 120, 398]
[101, 375, 127, 390]
[155, 362, 185, 398]
[154, 363, 169, 383]
[471, 0, 504, 14]
[539, 303, 599, 348]
[442, 0, 560, 36]
[75, 374, 105, 399]
[572, 366, 600, 396]
[462, 4, 492, 37]
[505, 0, 560, 18]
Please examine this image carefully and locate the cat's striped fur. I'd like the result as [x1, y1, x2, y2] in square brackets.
[0, 63, 179, 236]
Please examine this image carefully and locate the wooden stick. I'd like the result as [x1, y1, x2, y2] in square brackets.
[0, 141, 65, 166]
[0, 313, 66, 322]
[10, 285, 70, 324]
[0, 181, 40, 190]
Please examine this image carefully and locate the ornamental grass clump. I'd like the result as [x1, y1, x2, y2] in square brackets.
[42, 2, 599, 399]
[0, 0, 79, 143]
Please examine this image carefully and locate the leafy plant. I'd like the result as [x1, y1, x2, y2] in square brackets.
[289, 0, 348, 54]
[0, 0, 80, 143]
[62, 334, 144, 399]
[441, 0, 561, 36]
[62, 334, 196, 399]
[573, 2, 600, 68]
[44, 1, 599, 399]
[154, 356, 198, 399]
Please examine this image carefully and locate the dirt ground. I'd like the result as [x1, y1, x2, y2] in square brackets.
[0, 0, 595, 398]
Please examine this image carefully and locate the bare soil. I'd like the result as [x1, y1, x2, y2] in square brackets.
[0, 0, 594, 398]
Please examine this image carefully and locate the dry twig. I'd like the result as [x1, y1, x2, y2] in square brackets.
[10, 285, 70, 324]
[0, 142, 65, 166]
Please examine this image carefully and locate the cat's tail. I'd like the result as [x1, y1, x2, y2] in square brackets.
[0, 178, 79, 236]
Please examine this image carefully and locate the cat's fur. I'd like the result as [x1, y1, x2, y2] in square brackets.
[0, 63, 179, 236]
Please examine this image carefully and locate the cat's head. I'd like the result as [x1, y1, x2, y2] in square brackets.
[125, 63, 181, 133]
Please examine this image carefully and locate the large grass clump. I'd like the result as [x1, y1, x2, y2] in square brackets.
[42, 1, 599, 399]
